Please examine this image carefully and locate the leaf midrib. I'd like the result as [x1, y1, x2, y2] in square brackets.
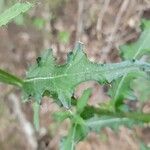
[24, 61, 144, 83]
[86, 117, 130, 127]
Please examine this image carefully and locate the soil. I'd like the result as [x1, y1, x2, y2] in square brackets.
[0, 0, 150, 149]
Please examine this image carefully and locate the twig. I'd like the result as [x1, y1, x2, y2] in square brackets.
[42, 3, 51, 49]
[100, 0, 130, 61]
[108, 0, 130, 43]
[116, 32, 138, 48]
[76, 0, 84, 41]
[96, 0, 110, 40]
[8, 93, 38, 150]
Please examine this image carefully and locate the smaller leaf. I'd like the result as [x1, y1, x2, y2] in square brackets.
[140, 142, 150, 150]
[77, 88, 92, 114]
[140, 19, 150, 30]
[112, 19, 150, 110]
[108, 72, 141, 108]
[132, 77, 150, 102]
[33, 17, 45, 30]
[0, 0, 4, 13]
[58, 31, 70, 44]
[14, 14, 24, 25]
[120, 19, 150, 59]
[0, 2, 32, 26]
[86, 115, 138, 132]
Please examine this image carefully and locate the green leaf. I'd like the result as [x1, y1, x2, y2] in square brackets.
[0, 69, 23, 87]
[140, 142, 150, 150]
[140, 19, 150, 30]
[23, 42, 150, 107]
[0, 0, 4, 13]
[132, 77, 150, 102]
[86, 115, 139, 132]
[58, 31, 70, 44]
[0, 2, 32, 27]
[110, 19, 150, 109]
[108, 73, 140, 108]
[80, 104, 150, 123]
[77, 88, 92, 114]
[120, 19, 150, 59]
[80, 105, 95, 119]
[14, 14, 24, 25]
[60, 123, 87, 150]
[33, 17, 45, 30]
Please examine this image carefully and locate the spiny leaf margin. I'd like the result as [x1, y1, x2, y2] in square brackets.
[23, 42, 150, 108]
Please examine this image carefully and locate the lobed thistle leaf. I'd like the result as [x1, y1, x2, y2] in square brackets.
[22, 42, 150, 108]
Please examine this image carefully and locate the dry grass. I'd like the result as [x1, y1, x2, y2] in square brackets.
[0, 0, 150, 149]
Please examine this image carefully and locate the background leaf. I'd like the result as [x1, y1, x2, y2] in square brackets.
[0, 2, 32, 27]
[132, 77, 150, 102]
[140, 142, 150, 150]
[120, 20, 150, 60]
[86, 115, 139, 132]
[58, 31, 70, 44]
[108, 73, 139, 107]
[109, 20, 150, 109]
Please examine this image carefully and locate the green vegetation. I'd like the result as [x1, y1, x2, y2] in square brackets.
[0, 2, 150, 150]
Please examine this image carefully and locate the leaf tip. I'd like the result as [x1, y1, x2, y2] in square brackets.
[74, 41, 84, 53]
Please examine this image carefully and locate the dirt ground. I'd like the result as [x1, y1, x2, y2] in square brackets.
[0, 0, 150, 150]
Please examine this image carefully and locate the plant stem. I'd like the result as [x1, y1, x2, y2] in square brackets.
[85, 105, 150, 123]
[72, 97, 150, 123]
[0, 69, 23, 87]
[33, 102, 40, 131]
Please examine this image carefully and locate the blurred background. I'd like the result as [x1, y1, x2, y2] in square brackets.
[0, 0, 150, 149]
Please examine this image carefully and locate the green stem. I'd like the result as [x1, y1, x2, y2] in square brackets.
[70, 96, 150, 123]
[95, 108, 150, 123]
[78, 102, 150, 123]
[0, 69, 23, 87]
[33, 102, 40, 131]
